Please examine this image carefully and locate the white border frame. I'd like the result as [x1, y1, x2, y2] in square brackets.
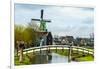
[11, 0, 95, 69]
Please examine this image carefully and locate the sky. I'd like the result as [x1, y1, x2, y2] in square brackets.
[15, 3, 94, 38]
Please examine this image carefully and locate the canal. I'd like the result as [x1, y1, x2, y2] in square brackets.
[31, 51, 68, 64]
[48, 53, 68, 63]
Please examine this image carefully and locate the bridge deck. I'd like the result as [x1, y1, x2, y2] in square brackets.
[20, 45, 94, 55]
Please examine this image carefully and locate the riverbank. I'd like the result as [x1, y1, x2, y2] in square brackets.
[15, 52, 36, 65]
[52, 49, 94, 62]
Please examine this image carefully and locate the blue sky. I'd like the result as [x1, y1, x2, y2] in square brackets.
[15, 3, 94, 38]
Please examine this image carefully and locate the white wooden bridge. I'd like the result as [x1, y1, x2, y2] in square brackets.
[22, 45, 94, 55]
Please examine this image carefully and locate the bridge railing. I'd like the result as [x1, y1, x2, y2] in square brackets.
[21, 45, 94, 55]
[71, 46, 94, 55]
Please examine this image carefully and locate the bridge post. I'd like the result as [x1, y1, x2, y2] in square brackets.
[25, 49, 28, 56]
[47, 47, 48, 55]
[68, 44, 72, 62]
[82, 48, 84, 56]
[33, 48, 35, 55]
[83, 43, 87, 56]
[71, 42, 74, 55]
[40, 47, 41, 54]
[88, 49, 90, 55]
[56, 46, 57, 52]
[49, 46, 50, 52]
[62, 46, 64, 52]
[77, 45, 79, 54]
[92, 51, 94, 58]
[45, 46, 49, 55]
[82, 47, 85, 56]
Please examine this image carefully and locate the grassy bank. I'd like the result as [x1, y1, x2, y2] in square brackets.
[52, 49, 94, 62]
[15, 52, 36, 65]
[74, 55, 94, 62]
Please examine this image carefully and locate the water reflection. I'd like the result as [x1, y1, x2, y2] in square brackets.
[32, 50, 68, 64]
[48, 53, 68, 63]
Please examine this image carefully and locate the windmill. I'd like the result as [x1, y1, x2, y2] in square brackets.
[31, 9, 52, 46]
[31, 9, 51, 32]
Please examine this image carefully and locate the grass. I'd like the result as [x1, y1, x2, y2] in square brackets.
[15, 52, 36, 65]
[51, 49, 94, 62]
[74, 55, 94, 62]
[15, 56, 30, 65]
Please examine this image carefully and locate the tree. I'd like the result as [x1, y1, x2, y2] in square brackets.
[14, 22, 39, 49]
[14, 24, 25, 56]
